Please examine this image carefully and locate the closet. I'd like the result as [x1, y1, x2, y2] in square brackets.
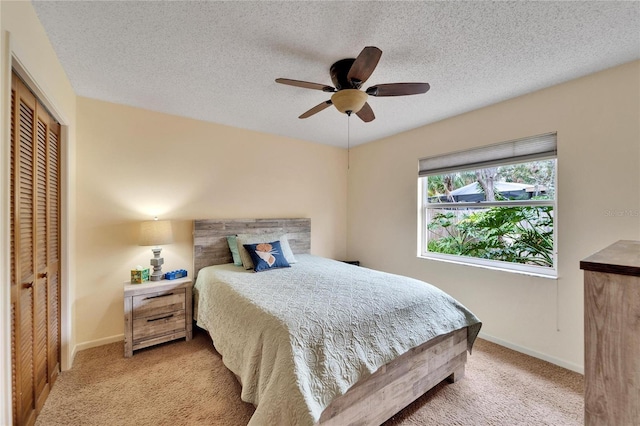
[10, 71, 61, 426]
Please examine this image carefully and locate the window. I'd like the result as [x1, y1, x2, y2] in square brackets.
[418, 133, 557, 277]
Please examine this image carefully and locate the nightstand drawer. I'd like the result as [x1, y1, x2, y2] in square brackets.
[133, 310, 186, 342]
[132, 289, 185, 319]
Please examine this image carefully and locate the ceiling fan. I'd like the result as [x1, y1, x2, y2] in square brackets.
[275, 46, 430, 123]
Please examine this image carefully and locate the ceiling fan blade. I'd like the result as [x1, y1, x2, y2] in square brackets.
[355, 102, 375, 123]
[347, 46, 382, 87]
[276, 78, 336, 92]
[366, 82, 430, 97]
[299, 100, 333, 119]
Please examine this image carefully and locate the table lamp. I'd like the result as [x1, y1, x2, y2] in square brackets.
[139, 217, 173, 281]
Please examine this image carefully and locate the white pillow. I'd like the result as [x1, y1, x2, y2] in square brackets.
[277, 235, 297, 264]
[236, 233, 297, 270]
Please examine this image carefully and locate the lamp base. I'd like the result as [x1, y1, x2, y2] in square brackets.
[150, 247, 165, 281]
[150, 270, 164, 281]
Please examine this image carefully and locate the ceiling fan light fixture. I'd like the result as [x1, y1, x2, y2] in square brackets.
[331, 89, 368, 115]
[276, 46, 430, 122]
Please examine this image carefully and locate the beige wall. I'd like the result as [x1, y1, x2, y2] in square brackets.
[75, 97, 347, 347]
[1, 1, 78, 422]
[347, 60, 640, 372]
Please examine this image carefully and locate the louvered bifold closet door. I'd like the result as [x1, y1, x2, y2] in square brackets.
[10, 71, 61, 426]
[47, 121, 61, 388]
[12, 73, 37, 426]
[33, 104, 56, 411]
[10, 68, 19, 426]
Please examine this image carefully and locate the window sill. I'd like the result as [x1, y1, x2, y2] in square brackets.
[418, 254, 558, 280]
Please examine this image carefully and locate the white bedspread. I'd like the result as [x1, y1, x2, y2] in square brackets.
[195, 254, 481, 426]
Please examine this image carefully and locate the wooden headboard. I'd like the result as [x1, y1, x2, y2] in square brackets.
[193, 218, 311, 279]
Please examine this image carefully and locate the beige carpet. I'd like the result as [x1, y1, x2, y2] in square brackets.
[36, 329, 583, 425]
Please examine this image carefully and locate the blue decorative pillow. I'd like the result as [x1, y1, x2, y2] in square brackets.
[242, 240, 290, 272]
[226, 235, 243, 266]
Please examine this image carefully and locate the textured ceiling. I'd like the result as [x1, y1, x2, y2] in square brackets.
[32, 1, 640, 148]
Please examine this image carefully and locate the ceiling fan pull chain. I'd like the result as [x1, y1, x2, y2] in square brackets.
[347, 114, 351, 170]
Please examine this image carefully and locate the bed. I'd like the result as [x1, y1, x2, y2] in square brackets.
[193, 218, 481, 426]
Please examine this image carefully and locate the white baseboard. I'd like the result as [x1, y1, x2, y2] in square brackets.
[478, 332, 584, 374]
[73, 334, 124, 356]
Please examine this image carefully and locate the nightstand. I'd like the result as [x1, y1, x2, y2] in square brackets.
[123, 276, 192, 357]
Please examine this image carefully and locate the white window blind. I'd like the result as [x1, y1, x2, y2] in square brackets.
[419, 132, 557, 177]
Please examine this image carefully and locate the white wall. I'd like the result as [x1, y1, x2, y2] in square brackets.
[347, 60, 640, 372]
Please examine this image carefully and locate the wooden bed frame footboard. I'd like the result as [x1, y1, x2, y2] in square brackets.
[319, 327, 468, 426]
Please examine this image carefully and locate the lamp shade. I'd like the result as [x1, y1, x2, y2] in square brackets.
[139, 220, 173, 246]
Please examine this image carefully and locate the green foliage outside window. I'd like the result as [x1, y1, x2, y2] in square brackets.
[427, 206, 554, 267]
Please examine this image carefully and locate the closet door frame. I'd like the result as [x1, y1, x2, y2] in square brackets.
[1, 38, 73, 425]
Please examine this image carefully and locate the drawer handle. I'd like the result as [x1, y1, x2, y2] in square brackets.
[22, 281, 34, 289]
[143, 293, 174, 300]
[147, 314, 174, 322]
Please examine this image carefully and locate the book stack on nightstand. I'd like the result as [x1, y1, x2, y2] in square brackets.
[123, 276, 192, 357]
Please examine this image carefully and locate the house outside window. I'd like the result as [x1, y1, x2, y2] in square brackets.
[418, 133, 557, 278]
